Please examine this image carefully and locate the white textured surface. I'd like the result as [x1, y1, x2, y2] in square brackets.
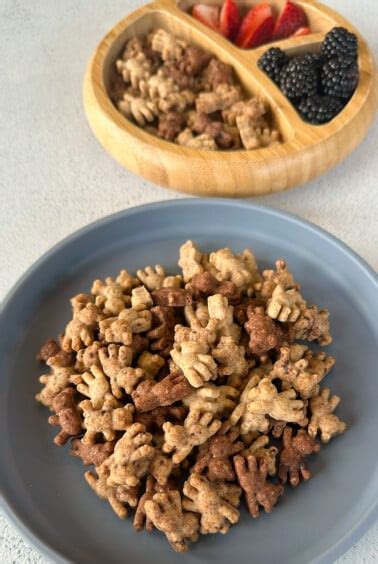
[0, 0, 377, 562]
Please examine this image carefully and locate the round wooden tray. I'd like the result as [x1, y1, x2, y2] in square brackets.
[83, 0, 377, 197]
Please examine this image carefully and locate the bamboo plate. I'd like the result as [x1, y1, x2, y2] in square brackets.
[83, 0, 377, 197]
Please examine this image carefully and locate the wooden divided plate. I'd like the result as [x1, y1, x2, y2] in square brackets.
[83, 0, 377, 196]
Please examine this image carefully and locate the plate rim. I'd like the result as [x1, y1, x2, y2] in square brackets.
[0, 198, 377, 564]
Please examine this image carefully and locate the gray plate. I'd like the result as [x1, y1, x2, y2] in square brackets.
[0, 199, 377, 564]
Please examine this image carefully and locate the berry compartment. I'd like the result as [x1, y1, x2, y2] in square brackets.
[257, 27, 361, 126]
[178, 0, 336, 49]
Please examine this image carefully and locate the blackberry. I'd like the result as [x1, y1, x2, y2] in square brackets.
[321, 56, 359, 99]
[297, 94, 344, 124]
[258, 48, 289, 84]
[321, 27, 358, 61]
[279, 54, 319, 100]
[310, 53, 325, 68]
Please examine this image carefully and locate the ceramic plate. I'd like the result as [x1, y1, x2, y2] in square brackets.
[0, 199, 377, 564]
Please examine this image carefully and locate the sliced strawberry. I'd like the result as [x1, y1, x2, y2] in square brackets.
[220, 0, 241, 40]
[235, 3, 274, 49]
[192, 4, 220, 31]
[273, 1, 308, 40]
[292, 26, 311, 37]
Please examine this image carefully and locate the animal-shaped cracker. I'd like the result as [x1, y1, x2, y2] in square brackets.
[132, 372, 192, 412]
[147, 306, 177, 355]
[278, 427, 320, 486]
[150, 29, 186, 61]
[170, 340, 217, 388]
[70, 438, 115, 466]
[91, 278, 129, 315]
[116, 52, 152, 88]
[294, 305, 332, 345]
[36, 365, 76, 408]
[269, 346, 335, 399]
[109, 367, 146, 398]
[71, 365, 112, 410]
[266, 284, 305, 322]
[48, 387, 83, 446]
[162, 410, 221, 464]
[98, 344, 133, 378]
[196, 84, 241, 114]
[85, 462, 138, 519]
[106, 423, 155, 487]
[244, 306, 284, 356]
[137, 351, 165, 378]
[230, 377, 307, 434]
[308, 388, 346, 443]
[178, 240, 204, 282]
[208, 294, 240, 341]
[255, 259, 297, 299]
[208, 248, 258, 290]
[242, 435, 278, 477]
[212, 335, 249, 378]
[234, 454, 283, 518]
[118, 94, 158, 126]
[145, 490, 199, 552]
[183, 383, 239, 416]
[134, 475, 176, 532]
[192, 423, 244, 481]
[136, 265, 166, 290]
[80, 400, 134, 444]
[183, 473, 241, 534]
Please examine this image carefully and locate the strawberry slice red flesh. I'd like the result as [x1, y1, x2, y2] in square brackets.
[235, 3, 274, 49]
[220, 0, 241, 40]
[292, 26, 311, 37]
[192, 4, 220, 31]
[273, 1, 308, 40]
